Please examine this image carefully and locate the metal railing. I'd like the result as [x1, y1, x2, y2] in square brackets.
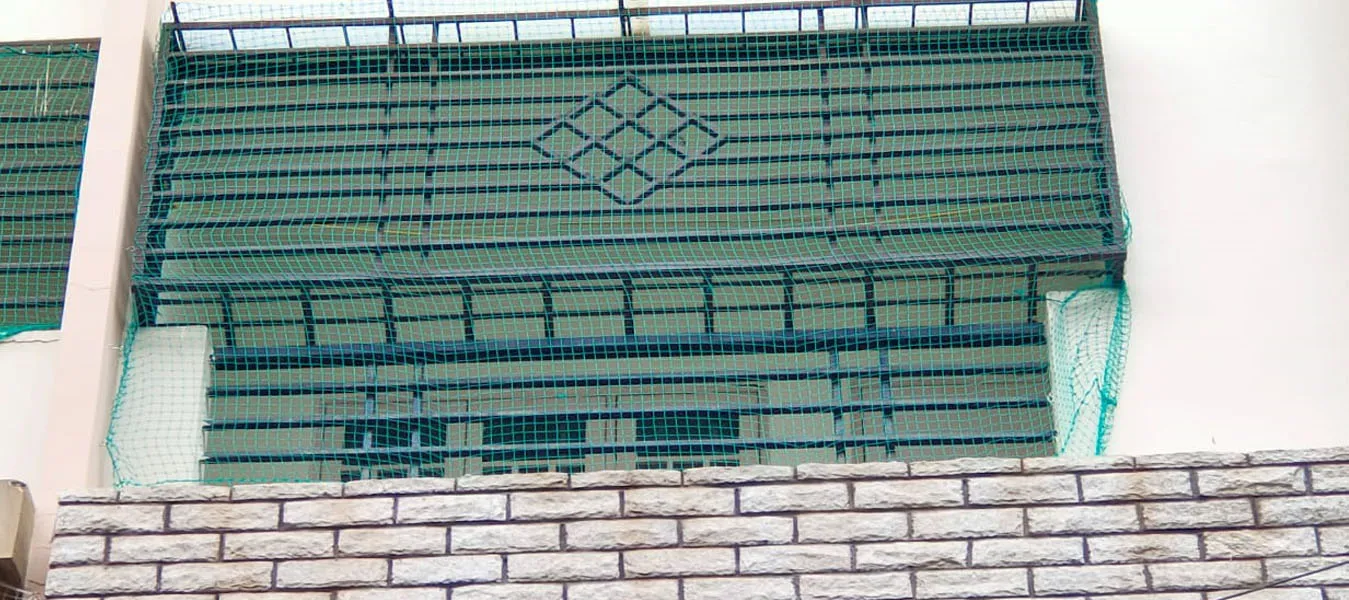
[165, 0, 1090, 52]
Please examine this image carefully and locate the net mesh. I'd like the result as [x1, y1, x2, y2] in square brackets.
[0, 43, 97, 339]
[109, 0, 1129, 485]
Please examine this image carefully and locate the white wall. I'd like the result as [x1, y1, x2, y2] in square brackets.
[1101, 0, 1349, 454]
[0, 332, 61, 487]
[0, 0, 104, 43]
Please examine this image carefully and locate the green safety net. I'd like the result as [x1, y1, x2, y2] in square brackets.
[0, 44, 98, 339]
[109, 0, 1129, 486]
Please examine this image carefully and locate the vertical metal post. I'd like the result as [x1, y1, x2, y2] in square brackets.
[618, 0, 631, 37]
[169, 2, 186, 53]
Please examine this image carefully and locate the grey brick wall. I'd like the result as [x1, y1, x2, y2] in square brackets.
[43, 448, 1349, 600]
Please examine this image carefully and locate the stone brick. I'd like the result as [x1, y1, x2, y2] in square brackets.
[160, 562, 274, 593]
[1028, 505, 1140, 534]
[508, 551, 620, 581]
[1134, 452, 1247, 468]
[391, 555, 502, 585]
[45, 565, 159, 596]
[1142, 500, 1254, 529]
[219, 594, 332, 600]
[109, 533, 219, 563]
[1197, 467, 1306, 497]
[1250, 447, 1349, 465]
[1095, 595, 1198, 600]
[452, 523, 560, 553]
[855, 541, 967, 570]
[797, 462, 909, 480]
[48, 535, 106, 566]
[343, 478, 456, 497]
[1033, 564, 1148, 594]
[56, 504, 165, 534]
[971, 537, 1084, 566]
[681, 516, 794, 546]
[569, 470, 681, 489]
[1022, 456, 1135, 473]
[739, 544, 852, 574]
[398, 494, 507, 524]
[740, 483, 849, 513]
[685, 465, 794, 485]
[567, 580, 678, 600]
[909, 457, 1022, 477]
[1265, 558, 1349, 585]
[1149, 560, 1264, 590]
[1321, 525, 1349, 554]
[232, 482, 343, 501]
[1259, 495, 1349, 525]
[624, 548, 736, 577]
[105, 595, 215, 600]
[967, 475, 1079, 505]
[684, 577, 797, 600]
[170, 502, 278, 532]
[625, 487, 735, 516]
[225, 530, 334, 560]
[800, 572, 914, 600]
[339, 526, 446, 556]
[912, 507, 1023, 538]
[1204, 527, 1318, 558]
[1313, 465, 1349, 492]
[1205, 591, 1323, 600]
[457, 473, 569, 491]
[1081, 471, 1193, 502]
[276, 558, 389, 588]
[59, 488, 118, 504]
[853, 479, 963, 509]
[336, 590, 445, 600]
[284, 498, 394, 527]
[119, 484, 230, 503]
[798, 511, 908, 543]
[1086, 534, 1200, 563]
[453, 584, 563, 600]
[915, 568, 1029, 598]
[510, 490, 620, 520]
[564, 518, 677, 550]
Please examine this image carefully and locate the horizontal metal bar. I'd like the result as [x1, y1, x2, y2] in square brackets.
[144, 191, 1101, 231]
[0, 162, 83, 174]
[146, 219, 1107, 261]
[157, 121, 1095, 163]
[158, 141, 1101, 182]
[0, 139, 87, 150]
[0, 81, 93, 91]
[194, 292, 1036, 330]
[162, 78, 1090, 120]
[0, 297, 64, 310]
[0, 262, 70, 274]
[151, 162, 1106, 203]
[164, 50, 1091, 92]
[211, 366, 1045, 398]
[0, 188, 76, 198]
[0, 210, 75, 223]
[0, 113, 91, 123]
[166, 0, 1059, 32]
[208, 395, 1049, 428]
[0, 234, 72, 246]
[135, 246, 1125, 290]
[203, 431, 1056, 464]
[211, 324, 1043, 370]
[153, 266, 1104, 308]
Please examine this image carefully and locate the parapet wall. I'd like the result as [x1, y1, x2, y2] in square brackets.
[43, 447, 1349, 599]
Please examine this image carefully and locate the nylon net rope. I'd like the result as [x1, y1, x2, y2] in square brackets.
[110, 0, 1129, 485]
[0, 44, 97, 339]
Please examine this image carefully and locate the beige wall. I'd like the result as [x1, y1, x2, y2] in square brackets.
[0, 0, 104, 43]
[1101, 0, 1349, 453]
